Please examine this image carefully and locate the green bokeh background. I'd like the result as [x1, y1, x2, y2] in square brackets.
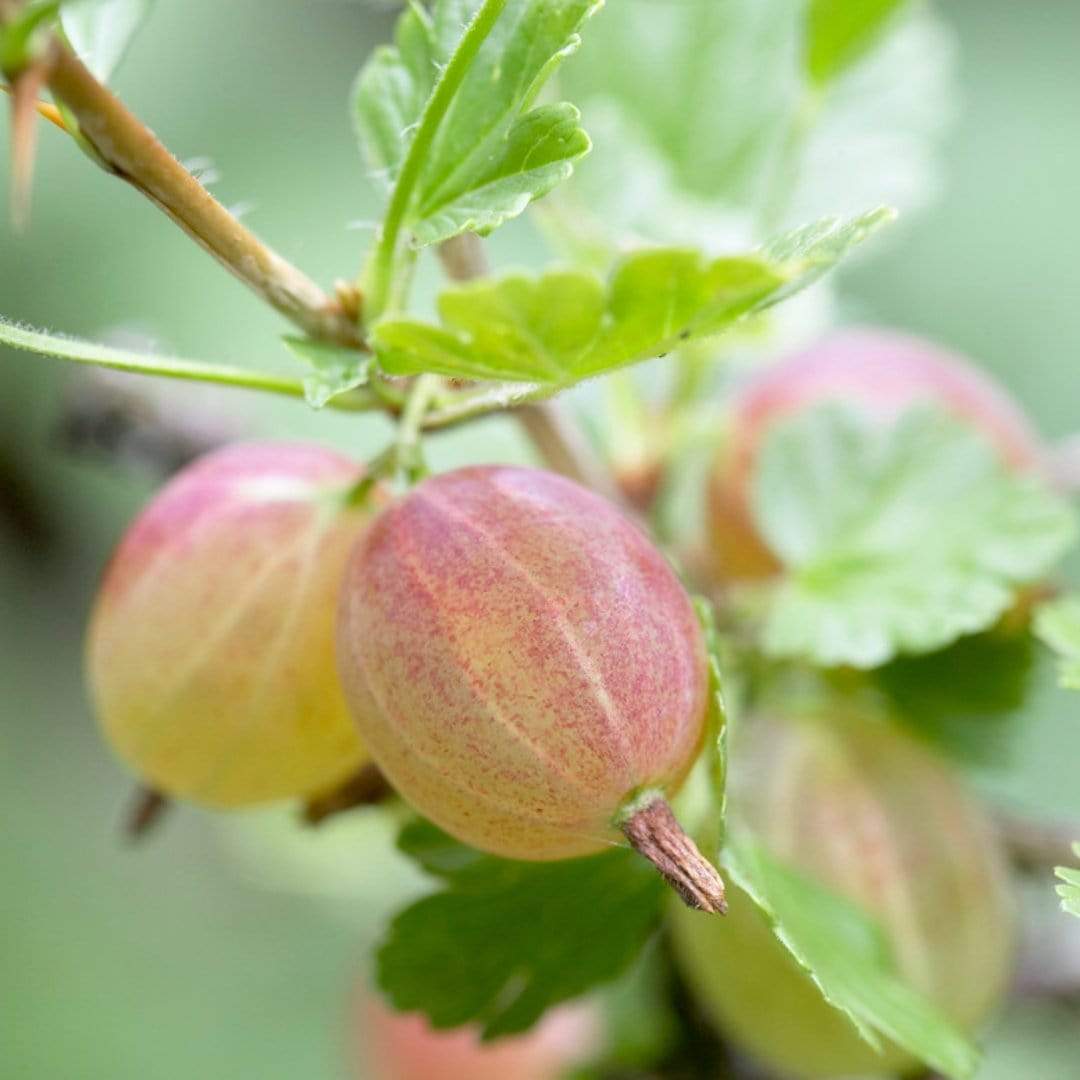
[2, 2, 1079, 1077]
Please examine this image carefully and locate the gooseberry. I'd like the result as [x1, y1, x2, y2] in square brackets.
[670, 705, 1014, 1078]
[336, 465, 724, 910]
[709, 327, 1044, 580]
[87, 442, 381, 807]
[357, 996, 600, 1080]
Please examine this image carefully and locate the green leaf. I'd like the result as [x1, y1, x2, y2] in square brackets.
[1034, 596, 1080, 690]
[806, 0, 908, 86]
[755, 405, 1077, 668]
[875, 627, 1036, 763]
[375, 209, 890, 385]
[559, 1, 952, 237]
[561, 0, 801, 212]
[353, 0, 600, 247]
[0, 1, 59, 73]
[1056, 843, 1080, 919]
[725, 836, 980, 1079]
[693, 597, 729, 841]
[59, 0, 153, 82]
[280, 335, 371, 409]
[378, 820, 665, 1039]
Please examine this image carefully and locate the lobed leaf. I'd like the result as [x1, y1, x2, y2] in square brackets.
[1033, 595, 1080, 690]
[281, 336, 371, 409]
[725, 836, 980, 1079]
[375, 208, 891, 385]
[1056, 844, 1080, 919]
[755, 405, 1077, 668]
[353, 0, 600, 246]
[378, 820, 665, 1039]
[60, 0, 153, 82]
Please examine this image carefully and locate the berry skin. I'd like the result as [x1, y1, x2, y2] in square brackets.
[709, 327, 1044, 580]
[358, 997, 600, 1080]
[87, 442, 381, 807]
[336, 466, 712, 870]
[670, 707, 1014, 1079]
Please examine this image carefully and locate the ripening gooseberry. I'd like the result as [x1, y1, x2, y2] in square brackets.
[709, 327, 1044, 580]
[670, 706, 1014, 1079]
[357, 996, 600, 1080]
[336, 466, 725, 910]
[87, 442, 383, 807]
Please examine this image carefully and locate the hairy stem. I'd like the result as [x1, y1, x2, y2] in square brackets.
[396, 372, 442, 481]
[364, 0, 509, 320]
[0, 316, 381, 409]
[42, 42, 363, 347]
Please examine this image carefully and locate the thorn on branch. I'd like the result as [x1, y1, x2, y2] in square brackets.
[7, 56, 50, 230]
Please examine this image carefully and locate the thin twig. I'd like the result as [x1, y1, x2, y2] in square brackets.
[517, 401, 626, 502]
[55, 367, 240, 475]
[396, 372, 442, 481]
[996, 808, 1080, 873]
[0, 316, 381, 408]
[41, 41, 363, 348]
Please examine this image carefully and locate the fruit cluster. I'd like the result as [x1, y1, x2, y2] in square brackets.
[86, 328, 1040, 1078]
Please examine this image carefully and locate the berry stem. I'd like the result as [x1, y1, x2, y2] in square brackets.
[124, 785, 170, 841]
[302, 763, 394, 826]
[620, 794, 727, 914]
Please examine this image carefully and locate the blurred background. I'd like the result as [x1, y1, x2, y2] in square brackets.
[2, 1, 1079, 1076]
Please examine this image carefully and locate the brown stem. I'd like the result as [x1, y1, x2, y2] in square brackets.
[56, 368, 241, 476]
[42, 42, 363, 348]
[302, 763, 394, 825]
[516, 401, 626, 503]
[995, 808, 1080, 873]
[124, 785, 170, 841]
[621, 795, 727, 914]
